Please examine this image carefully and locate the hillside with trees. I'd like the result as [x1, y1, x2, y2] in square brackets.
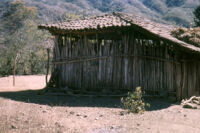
[0, 0, 51, 76]
[0, 0, 199, 76]
[12, 0, 200, 27]
[0, 0, 199, 27]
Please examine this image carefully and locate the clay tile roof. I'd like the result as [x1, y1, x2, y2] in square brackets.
[38, 12, 200, 53]
[113, 12, 200, 53]
[39, 14, 130, 31]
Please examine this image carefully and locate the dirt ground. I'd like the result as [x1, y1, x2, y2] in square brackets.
[0, 75, 200, 133]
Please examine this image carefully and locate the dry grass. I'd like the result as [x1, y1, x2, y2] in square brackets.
[171, 27, 200, 47]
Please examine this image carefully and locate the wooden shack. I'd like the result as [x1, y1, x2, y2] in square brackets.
[39, 12, 200, 100]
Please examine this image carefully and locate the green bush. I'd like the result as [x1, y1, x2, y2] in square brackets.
[121, 87, 150, 113]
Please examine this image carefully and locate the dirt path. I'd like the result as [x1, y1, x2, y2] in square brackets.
[0, 75, 200, 133]
[0, 75, 48, 92]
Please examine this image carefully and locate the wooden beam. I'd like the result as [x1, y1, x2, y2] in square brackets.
[51, 55, 181, 64]
[46, 48, 50, 86]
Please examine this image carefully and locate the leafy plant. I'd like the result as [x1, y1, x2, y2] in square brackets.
[121, 87, 150, 113]
[194, 5, 200, 27]
[171, 27, 200, 47]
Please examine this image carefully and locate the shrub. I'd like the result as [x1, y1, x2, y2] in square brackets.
[171, 27, 200, 47]
[121, 87, 150, 113]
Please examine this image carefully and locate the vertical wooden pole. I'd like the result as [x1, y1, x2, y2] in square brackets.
[13, 57, 16, 86]
[46, 48, 50, 86]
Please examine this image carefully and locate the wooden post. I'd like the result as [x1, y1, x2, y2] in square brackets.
[13, 53, 19, 87]
[46, 48, 50, 86]
[13, 57, 16, 86]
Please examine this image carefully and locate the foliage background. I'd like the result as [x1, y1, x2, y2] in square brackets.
[0, 0, 199, 26]
[0, 0, 51, 76]
[0, 0, 199, 76]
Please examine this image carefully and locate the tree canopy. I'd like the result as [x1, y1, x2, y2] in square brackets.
[0, 0, 51, 76]
[2, 0, 37, 33]
[194, 5, 200, 27]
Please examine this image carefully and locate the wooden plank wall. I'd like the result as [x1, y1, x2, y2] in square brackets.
[179, 62, 200, 99]
[51, 32, 200, 99]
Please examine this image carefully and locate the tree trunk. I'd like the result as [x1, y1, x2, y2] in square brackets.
[13, 55, 17, 86]
[46, 48, 50, 86]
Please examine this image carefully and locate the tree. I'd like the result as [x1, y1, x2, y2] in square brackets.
[0, 0, 51, 76]
[64, 13, 84, 21]
[2, 0, 37, 34]
[194, 5, 200, 27]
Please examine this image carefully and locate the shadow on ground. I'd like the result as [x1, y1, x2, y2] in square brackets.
[0, 89, 174, 110]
